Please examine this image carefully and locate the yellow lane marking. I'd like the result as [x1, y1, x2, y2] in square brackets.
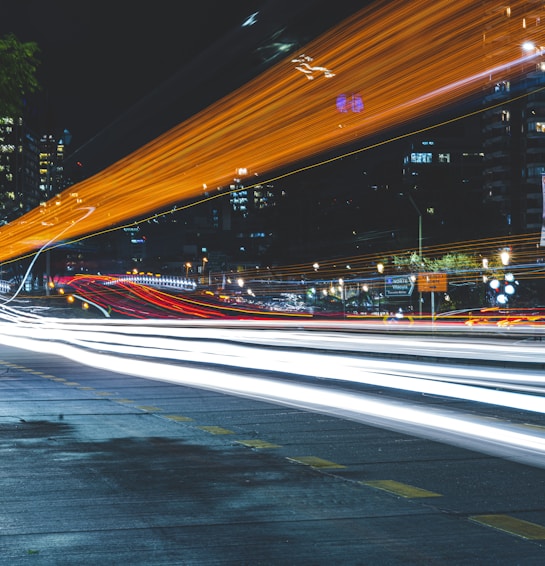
[77, 387, 94, 390]
[362, 480, 442, 498]
[198, 426, 234, 435]
[51, 378, 66, 382]
[137, 405, 163, 412]
[117, 399, 134, 403]
[165, 415, 194, 422]
[96, 391, 116, 396]
[287, 456, 346, 469]
[237, 439, 281, 449]
[64, 382, 80, 386]
[470, 514, 545, 539]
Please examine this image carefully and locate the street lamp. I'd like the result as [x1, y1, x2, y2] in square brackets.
[338, 278, 345, 317]
[201, 257, 208, 284]
[376, 263, 384, 314]
[184, 262, 192, 278]
[406, 194, 423, 316]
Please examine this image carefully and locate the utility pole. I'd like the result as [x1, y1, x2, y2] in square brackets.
[407, 193, 423, 317]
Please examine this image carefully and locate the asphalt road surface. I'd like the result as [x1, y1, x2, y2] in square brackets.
[1, 343, 544, 565]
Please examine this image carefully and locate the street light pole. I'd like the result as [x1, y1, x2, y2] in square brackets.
[201, 257, 208, 285]
[407, 193, 423, 317]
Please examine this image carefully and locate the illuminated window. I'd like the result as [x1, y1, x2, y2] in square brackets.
[494, 81, 510, 93]
[438, 153, 450, 163]
[410, 152, 432, 163]
[535, 122, 545, 132]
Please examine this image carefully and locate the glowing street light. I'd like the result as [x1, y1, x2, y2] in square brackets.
[201, 257, 208, 284]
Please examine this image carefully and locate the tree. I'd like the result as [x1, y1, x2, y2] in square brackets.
[0, 33, 40, 117]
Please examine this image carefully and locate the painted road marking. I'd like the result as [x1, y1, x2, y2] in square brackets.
[470, 514, 545, 539]
[137, 405, 163, 412]
[287, 456, 346, 469]
[362, 479, 442, 498]
[165, 415, 194, 422]
[198, 426, 234, 435]
[77, 387, 94, 390]
[64, 382, 80, 386]
[237, 439, 281, 449]
[117, 399, 134, 403]
[96, 391, 116, 396]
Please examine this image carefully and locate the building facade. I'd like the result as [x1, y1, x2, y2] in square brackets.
[0, 116, 40, 224]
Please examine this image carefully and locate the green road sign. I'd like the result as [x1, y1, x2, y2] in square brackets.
[385, 275, 415, 297]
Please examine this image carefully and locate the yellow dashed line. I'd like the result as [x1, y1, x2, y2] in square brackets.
[64, 382, 80, 386]
[198, 426, 234, 435]
[362, 480, 442, 498]
[165, 415, 194, 422]
[77, 387, 94, 391]
[287, 456, 346, 469]
[95, 391, 116, 396]
[117, 399, 134, 403]
[470, 514, 545, 540]
[51, 378, 66, 382]
[137, 405, 163, 412]
[237, 439, 281, 449]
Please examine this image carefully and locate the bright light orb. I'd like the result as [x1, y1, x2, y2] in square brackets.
[505, 284, 516, 295]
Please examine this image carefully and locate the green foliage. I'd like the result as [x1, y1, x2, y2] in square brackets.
[393, 252, 481, 272]
[0, 33, 40, 117]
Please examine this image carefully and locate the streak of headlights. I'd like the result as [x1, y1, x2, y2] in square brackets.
[0, 328, 544, 470]
[1, 321, 544, 414]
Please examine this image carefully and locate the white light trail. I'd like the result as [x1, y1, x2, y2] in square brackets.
[0, 327, 544, 469]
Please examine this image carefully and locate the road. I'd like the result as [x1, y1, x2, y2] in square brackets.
[0, 319, 544, 564]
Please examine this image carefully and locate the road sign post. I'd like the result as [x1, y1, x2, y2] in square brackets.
[417, 273, 448, 321]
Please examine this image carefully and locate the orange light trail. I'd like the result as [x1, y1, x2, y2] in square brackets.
[2, 0, 545, 262]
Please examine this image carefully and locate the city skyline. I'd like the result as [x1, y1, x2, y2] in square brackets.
[2, 1, 545, 279]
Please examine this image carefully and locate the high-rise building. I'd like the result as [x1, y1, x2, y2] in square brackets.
[402, 134, 484, 244]
[481, 1, 545, 237]
[38, 132, 69, 200]
[0, 116, 40, 224]
[482, 68, 545, 236]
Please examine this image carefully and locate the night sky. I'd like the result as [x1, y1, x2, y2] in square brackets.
[1, 0, 260, 147]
